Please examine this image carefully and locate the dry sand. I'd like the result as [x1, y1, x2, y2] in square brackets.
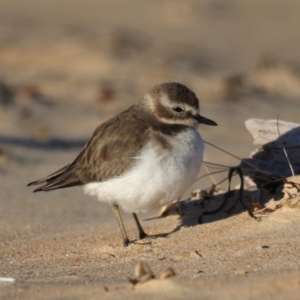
[1, 1, 300, 299]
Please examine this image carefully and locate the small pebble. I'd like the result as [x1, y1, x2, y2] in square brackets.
[160, 267, 176, 279]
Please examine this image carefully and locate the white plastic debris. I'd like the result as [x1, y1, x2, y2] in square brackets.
[0, 277, 16, 283]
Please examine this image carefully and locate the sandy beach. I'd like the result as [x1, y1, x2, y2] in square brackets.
[1, 1, 300, 299]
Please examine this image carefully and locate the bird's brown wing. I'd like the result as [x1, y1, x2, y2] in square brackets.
[27, 106, 150, 192]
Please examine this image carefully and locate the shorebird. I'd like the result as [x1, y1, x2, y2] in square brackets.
[28, 82, 217, 246]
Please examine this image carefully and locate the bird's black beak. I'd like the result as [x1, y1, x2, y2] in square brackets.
[194, 114, 217, 126]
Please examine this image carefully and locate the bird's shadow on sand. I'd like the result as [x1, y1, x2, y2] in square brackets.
[177, 193, 255, 227]
[162, 183, 284, 230]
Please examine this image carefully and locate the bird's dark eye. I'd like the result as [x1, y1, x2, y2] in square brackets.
[172, 107, 183, 113]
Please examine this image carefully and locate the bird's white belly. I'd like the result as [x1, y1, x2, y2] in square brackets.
[83, 129, 204, 213]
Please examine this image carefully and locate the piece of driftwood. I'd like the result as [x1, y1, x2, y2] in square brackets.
[245, 118, 300, 146]
[240, 118, 300, 216]
[241, 118, 300, 185]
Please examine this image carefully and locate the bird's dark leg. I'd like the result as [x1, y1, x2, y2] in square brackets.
[132, 213, 181, 241]
[132, 213, 148, 239]
[111, 203, 130, 246]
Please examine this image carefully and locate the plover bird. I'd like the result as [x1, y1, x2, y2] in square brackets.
[28, 82, 217, 246]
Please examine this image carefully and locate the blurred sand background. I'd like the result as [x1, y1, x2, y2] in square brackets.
[1, 0, 300, 299]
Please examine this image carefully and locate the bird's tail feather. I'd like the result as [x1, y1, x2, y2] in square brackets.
[27, 164, 82, 192]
